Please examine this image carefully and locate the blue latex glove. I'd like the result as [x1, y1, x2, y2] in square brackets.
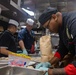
[35, 62, 51, 69]
[23, 49, 28, 55]
[39, 67, 48, 71]
[45, 72, 48, 75]
[35, 63, 43, 69]
[42, 62, 51, 68]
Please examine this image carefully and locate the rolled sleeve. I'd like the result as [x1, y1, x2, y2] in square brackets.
[54, 52, 61, 59]
[64, 64, 76, 75]
[18, 30, 25, 41]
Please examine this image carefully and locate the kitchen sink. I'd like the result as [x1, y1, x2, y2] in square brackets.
[0, 65, 44, 75]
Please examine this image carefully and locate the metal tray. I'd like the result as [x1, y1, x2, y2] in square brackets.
[0, 60, 8, 67]
[0, 60, 8, 63]
[0, 65, 44, 75]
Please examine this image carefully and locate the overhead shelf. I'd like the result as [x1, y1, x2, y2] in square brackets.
[0, 0, 28, 21]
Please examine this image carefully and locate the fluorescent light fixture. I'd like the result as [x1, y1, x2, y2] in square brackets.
[21, 26, 26, 28]
[22, 8, 34, 16]
[27, 7, 30, 9]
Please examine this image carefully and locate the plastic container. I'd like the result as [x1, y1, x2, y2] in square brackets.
[8, 52, 32, 67]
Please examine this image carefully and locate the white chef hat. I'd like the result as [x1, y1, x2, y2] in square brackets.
[26, 18, 34, 26]
[9, 19, 19, 27]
